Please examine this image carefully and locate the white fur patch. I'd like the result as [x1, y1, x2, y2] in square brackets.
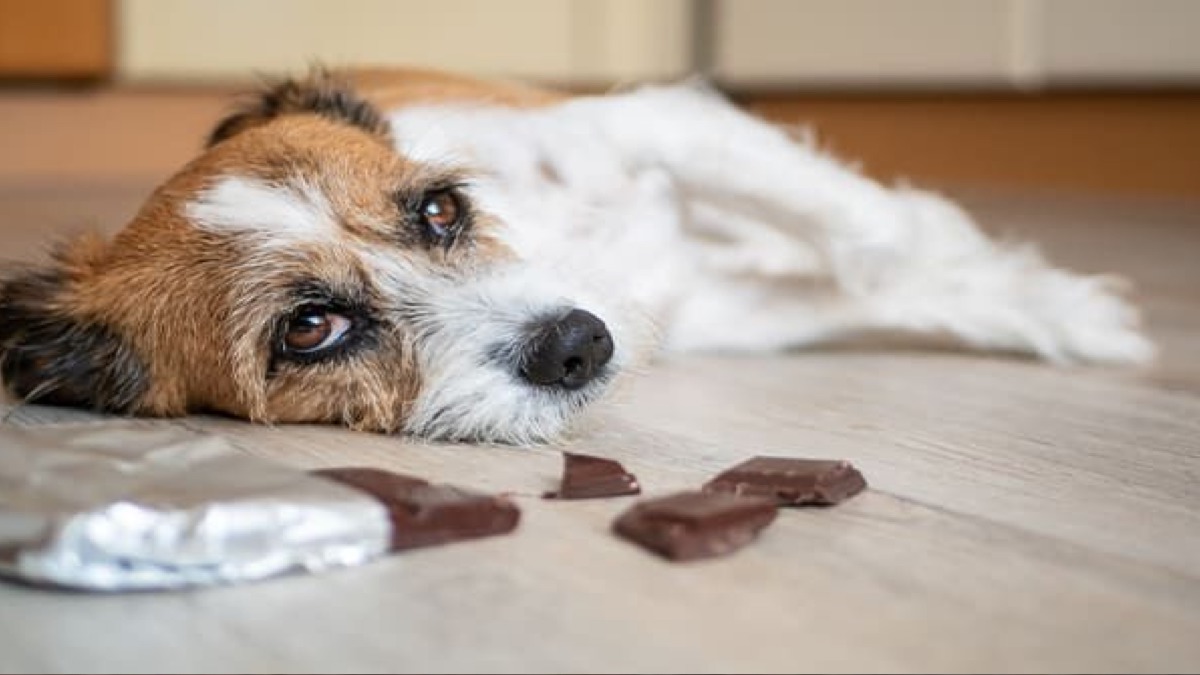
[396, 261, 655, 444]
[185, 176, 336, 243]
[385, 83, 1152, 368]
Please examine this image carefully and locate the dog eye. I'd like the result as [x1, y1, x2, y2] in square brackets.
[418, 189, 462, 241]
[282, 305, 352, 354]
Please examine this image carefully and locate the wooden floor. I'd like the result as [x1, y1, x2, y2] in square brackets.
[1, 91, 1199, 674]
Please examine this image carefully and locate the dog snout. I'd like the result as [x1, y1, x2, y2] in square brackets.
[520, 309, 614, 390]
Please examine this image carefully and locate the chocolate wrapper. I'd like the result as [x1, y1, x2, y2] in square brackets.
[0, 423, 391, 591]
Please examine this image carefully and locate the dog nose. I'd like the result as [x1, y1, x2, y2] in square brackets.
[521, 309, 614, 390]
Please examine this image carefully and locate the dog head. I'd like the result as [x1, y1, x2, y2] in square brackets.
[0, 73, 642, 443]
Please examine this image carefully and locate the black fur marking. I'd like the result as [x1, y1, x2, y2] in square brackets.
[0, 270, 148, 412]
[207, 72, 391, 147]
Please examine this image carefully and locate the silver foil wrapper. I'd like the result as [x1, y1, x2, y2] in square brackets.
[0, 423, 391, 591]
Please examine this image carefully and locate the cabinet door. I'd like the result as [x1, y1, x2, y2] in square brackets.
[712, 0, 1200, 88]
[711, 0, 1013, 87]
[1042, 0, 1200, 85]
[117, 0, 692, 84]
[0, 0, 111, 79]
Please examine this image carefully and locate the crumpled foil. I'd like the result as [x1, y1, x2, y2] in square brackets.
[0, 423, 391, 591]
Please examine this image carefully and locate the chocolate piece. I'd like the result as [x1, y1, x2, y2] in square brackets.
[612, 491, 777, 561]
[314, 467, 520, 551]
[703, 456, 867, 505]
[544, 452, 641, 499]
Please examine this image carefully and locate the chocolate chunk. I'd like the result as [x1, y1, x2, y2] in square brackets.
[703, 456, 867, 505]
[612, 491, 777, 561]
[314, 467, 520, 551]
[544, 452, 641, 499]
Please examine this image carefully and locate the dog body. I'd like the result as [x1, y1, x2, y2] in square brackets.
[0, 68, 1152, 443]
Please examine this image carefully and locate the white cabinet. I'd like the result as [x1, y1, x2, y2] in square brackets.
[711, 0, 1015, 87]
[711, 0, 1200, 88]
[1042, 0, 1200, 84]
[117, 0, 693, 83]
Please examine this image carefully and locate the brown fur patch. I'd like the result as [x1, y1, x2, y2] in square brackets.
[100, 116, 478, 426]
[345, 66, 568, 111]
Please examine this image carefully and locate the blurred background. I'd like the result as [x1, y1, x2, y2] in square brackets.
[0, 0, 1198, 197]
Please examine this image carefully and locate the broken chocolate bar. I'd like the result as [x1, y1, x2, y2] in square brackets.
[612, 491, 778, 561]
[314, 467, 520, 551]
[544, 452, 641, 499]
[702, 456, 867, 505]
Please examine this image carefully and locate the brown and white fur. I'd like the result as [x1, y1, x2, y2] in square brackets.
[0, 68, 1153, 443]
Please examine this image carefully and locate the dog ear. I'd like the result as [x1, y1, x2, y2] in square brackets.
[0, 245, 149, 413]
[207, 70, 391, 147]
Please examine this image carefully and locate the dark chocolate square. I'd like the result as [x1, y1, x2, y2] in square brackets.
[544, 452, 641, 499]
[702, 456, 867, 505]
[612, 491, 778, 561]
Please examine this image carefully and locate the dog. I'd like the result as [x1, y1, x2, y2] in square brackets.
[0, 67, 1153, 444]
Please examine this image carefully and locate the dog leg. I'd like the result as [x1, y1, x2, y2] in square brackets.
[574, 83, 1154, 365]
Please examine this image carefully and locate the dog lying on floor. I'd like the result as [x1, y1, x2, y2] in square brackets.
[0, 68, 1153, 443]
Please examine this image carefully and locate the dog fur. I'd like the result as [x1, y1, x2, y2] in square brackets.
[0, 68, 1154, 443]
